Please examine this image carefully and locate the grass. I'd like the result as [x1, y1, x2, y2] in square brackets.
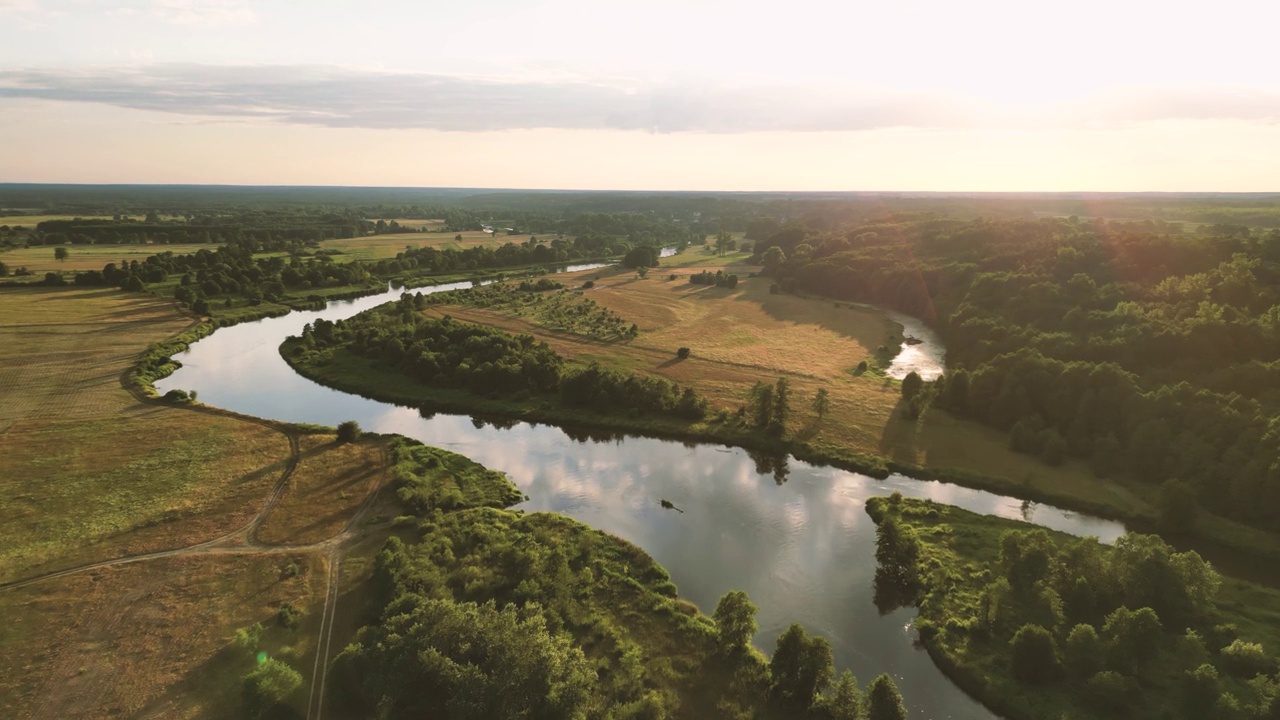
[0, 414, 288, 580]
[0, 214, 149, 227]
[0, 230, 560, 276]
[0, 287, 297, 581]
[0, 553, 324, 719]
[317, 231, 557, 262]
[256, 434, 390, 546]
[867, 496, 1280, 720]
[0, 242, 218, 273]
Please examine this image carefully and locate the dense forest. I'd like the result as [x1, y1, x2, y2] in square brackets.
[869, 495, 1280, 720]
[753, 218, 1280, 531]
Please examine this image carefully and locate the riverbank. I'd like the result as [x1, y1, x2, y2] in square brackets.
[278, 313, 1280, 571]
[865, 495, 1280, 720]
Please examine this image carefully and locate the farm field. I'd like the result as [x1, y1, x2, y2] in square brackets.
[0, 553, 326, 720]
[0, 243, 219, 274]
[0, 284, 401, 719]
[318, 230, 560, 262]
[0, 214, 149, 227]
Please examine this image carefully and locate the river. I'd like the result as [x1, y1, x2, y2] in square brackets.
[157, 279, 1124, 720]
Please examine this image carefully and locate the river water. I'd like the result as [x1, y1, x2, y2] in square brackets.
[157, 280, 1124, 719]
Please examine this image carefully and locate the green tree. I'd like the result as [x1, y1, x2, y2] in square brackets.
[54, 246, 69, 262]
[1186, 663, 1220, 716]
[336, 420, 362, 443]
[865, 674, 907, 720]
[999, 529, 1054, 591]
[1009, 624, 1063, 684]
[816, 670, 862, 720]
[749, 381, 774, 429]
[761, 246, 787, 275]
[812, 388, 830, 418]
[1065, 623, 1104, 678]
[769, 623, 834, 710]
[1102, 606, 1162, 674]
[242, 657, 303, 718]
[772, 377, 791, 430]
[712, 590, 758, 655]
[336, 597, 594, 719]
[623, 246, 659, 269]
[715, 230, 732, 256]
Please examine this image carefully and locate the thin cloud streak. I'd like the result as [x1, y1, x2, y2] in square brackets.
[0, 63, 1277, 133]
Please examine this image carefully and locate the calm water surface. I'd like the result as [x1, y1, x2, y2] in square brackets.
[158, 281, 1124, 719]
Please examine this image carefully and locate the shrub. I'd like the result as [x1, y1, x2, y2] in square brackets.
[677, 347, 691, 359]
[276, 602, 302, 629]
[1219, 639, 1276, 677]
[336, 420, 362, 443]
[242, 657, 303, 718]
[1185, 664, 1220, 716]
[583, 280, 595, 289]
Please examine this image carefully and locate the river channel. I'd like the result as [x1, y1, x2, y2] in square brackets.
[157, 278, 1125, 719]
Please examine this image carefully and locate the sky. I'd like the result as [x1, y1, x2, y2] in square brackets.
[1, 0, 1278, 191]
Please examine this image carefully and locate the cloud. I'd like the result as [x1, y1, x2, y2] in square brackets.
[0, 63, 1277, 133]
[148, 0, 255, 25]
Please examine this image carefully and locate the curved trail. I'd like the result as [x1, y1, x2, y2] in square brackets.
[1, 420, 386, 720]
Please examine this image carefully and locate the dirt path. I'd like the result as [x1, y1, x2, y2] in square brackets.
[0, 425, 388, 720]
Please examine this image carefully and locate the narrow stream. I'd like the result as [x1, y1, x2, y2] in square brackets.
[157, 280, 1124, 719]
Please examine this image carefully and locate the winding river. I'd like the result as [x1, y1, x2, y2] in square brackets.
[157, 278, 1124, 720]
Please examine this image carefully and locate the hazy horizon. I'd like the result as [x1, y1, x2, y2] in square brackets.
[3, 0, 1278, 191]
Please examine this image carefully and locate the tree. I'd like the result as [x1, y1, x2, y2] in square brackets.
[242, 657, 303, 718]
[761, 246, 787, 275]
[1102, 606, 1162, 674]
[874, 517, 921, 605]
[1065, 623, 1104, 678]
[817, 670, 862, 720]
[865, 674, 907, 720]
[54, 247, 69, 262]
[770, 624, 834, 710]
[749, 382, 774, 429]
[772, 377, 791, 430]
[0, 260, 8, 276]
[712, 590, 758, 655]
[812, 388, 830, 418]
[1010, 624, 1063, 684]
[336, 420, 362, 443]
[716, 230, 731, 256]
[623, 246, 659, 269]
[900, 371, 923, 401]
[455, 234, 463, 242]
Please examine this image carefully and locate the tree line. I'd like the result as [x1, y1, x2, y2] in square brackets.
[755, 217, 1280, 531]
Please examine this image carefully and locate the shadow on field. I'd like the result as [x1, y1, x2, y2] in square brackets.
[878, 398, 920, 465]
[731, 278, 894, 352]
